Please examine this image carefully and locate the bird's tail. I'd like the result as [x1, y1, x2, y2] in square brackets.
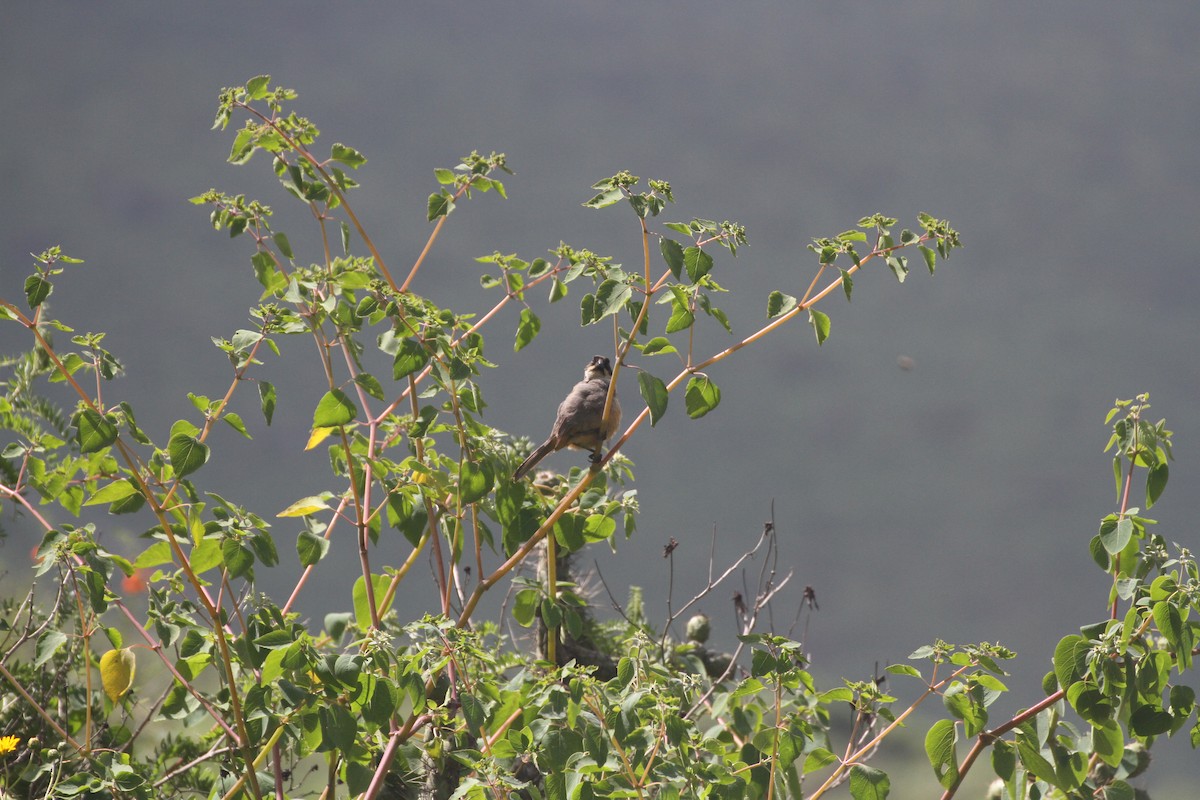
[513, 439, 556, 481]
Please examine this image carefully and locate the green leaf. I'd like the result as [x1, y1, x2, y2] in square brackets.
[1016, 737, 1057, 786]
[258, 381, 276, 425]
[85, 479, 140, 507]
[1094, 719, 1128, 767]
[221, 538, 253, 578]
[318, 705, 358, 753]
[919, 245, 937, 274]
[684, 375, 721, 419]
[35, 630, 68, 668]
[641, 337, 676, 356]
[513, 588, 539, 627]
[1146, 462, 1168, 507]
[991, 740, 1016, 781]
[665, 301, 694, 334]
[1152, 600, 1188, 666]
[808, 308, 831, 345]
[392, 337, 429, 380]
[595, 279, 633, 321]
[76, 408, 118, 453]
[803, 747, 838, 773]
[840, 268, 854, 301]
[313, 389, 357, 428]
[638, 373, 669, 427]
[683, 246, 713, 283]
[582, 187, 623, 209]
[354, 373, 386, 402]
[885, 663, 923, 679]
[459, 461, 494, 505]
[330, 143, 366, 168]
[515, 308, 540, 352]
[297, 530, 330, 567]
[1053, 634, 1089, 690]
[660, 238, 685, 280]
[222, 412, 252, 439]
[245, 74, 271, 99]
[924, 719, 957, 788]
[352, 573, 392, 629]
[580, 293, 596, 325]
[427, 190, 454, 221]
[169, 433, 211, 477]
[767, 291, 798, 319]
[885, 255, 908, 282]
[848, 765, 890, 800]
[1130, 705, 1173, 736]
[25, 274, 52, 308]
[1099, 516, 1133, 555]
[274, 231, 293, 259]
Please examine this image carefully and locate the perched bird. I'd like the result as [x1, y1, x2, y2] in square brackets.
[513, 355, 621, 480]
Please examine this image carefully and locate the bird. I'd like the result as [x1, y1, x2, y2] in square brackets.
[512, 355, 621, 481]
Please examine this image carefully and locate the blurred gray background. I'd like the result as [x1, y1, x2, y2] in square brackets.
[3, 3, 1198, 794]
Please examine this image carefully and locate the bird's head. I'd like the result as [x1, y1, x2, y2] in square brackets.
[584, 355, 612, 380]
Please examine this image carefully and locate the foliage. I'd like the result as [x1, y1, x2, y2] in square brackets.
[0, 76, 1192, 800]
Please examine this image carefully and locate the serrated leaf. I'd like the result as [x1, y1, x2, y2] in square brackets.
[169, 433, 210, 477]
[330, 142, 366, 168]
[25, 274, 52, 308]
[638, 373, 669, 427]
[684, 375, 721, 419]
[767, 291, 798, 319]
[808, 308, 831, 345]
[312, 388, 357, 428]
[840, 268, 854, 301]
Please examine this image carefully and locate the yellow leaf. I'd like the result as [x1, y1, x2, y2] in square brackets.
[277, 495, 331, 518]
[100, 647, 136, 702]
[306, 427, 335, 450]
